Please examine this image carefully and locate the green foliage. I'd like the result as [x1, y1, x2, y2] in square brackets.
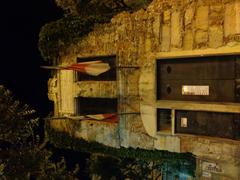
[38, 15, 111, 62]
[55, 0, 152, 16]
[0, 86, 79, 179]
[2, 147, 50, 179]
[0, 86, 38, 145]
[46, 123, 196, 177]
[1, 146, 79, 179]
[0, 163, 4, 177]
[38, 0, 153, 62]
[87, 155, 162, 180]
[39, 156, 79, 180]
[87, 155, 123, 180]
[39, 16, 90, 62]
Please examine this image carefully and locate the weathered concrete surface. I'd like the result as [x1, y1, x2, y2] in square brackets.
[181, 136, 240, 179]
[76, 81, 117, 98]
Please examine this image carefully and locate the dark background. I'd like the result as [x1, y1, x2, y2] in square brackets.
[0, 0, 63, 117]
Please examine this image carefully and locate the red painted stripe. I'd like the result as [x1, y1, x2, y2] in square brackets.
[63, 63, 88, 73]
[102, 113, 116, 119]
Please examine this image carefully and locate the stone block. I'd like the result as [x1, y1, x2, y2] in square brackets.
[87, 130, 97, 142]
[180, 136, 195, 152]
[196, 0, 205, 6]
[196, 6, 209, 30]
[209, 5, 223, 26]
[209, 25, 223, 48]
[171, 11, 183, 48]
[195, 30, 208, 46]
[183, 29, 194, 50]
[153, 14, 161, 42]
[210, 5, 223, 12]
[209, 143, 223, 155]
[224, 3, 237, 37]
[154, 136, 166, 150]
[126, 116, 143, 132]
[100, 82, 117, 97]
[138, 35, 146, 54]
[129, 132, 154, 149]
[193, 142, 210, 156]
[219, 162, 240, 180]
[184, 6, 195, 27]
[223, 0, 234, 3]
[120, 129, 130, 148]
[236, 1, 240, 34]
[95, 127, 104, 143]
[234, 146, 240, 160]
[222, 143, 234, 156]
[145, 37, 152, 53]
[165, 136, 180, 152]
[77, 81, 99, 97]
[159, 136, 166, 149]
[161, 25, 171, 51]
[163, 10, 171, 23]
[103, 126, 119, 148]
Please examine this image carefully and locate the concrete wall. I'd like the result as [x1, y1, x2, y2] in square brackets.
[48, 0, 240, 178]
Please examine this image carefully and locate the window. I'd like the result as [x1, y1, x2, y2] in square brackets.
[75, 97, 118, 115]
[157, 109, 172, 133]
[175, 110, 240, 140]
[156, 55, 239, 102]
[76, 55, 116, 81]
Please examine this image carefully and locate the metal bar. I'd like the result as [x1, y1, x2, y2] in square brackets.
[45, 112, 141, 120]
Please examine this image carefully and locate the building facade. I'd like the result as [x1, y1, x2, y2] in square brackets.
[48, 0, 240, 179]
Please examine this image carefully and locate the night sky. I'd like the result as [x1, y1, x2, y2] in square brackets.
[0, 0, 63, 117]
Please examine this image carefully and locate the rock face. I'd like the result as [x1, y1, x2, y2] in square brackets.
[48, 0, 240, 179]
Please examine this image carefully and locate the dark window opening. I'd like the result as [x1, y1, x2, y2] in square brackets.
[76, 55, 116, 81]
[75, 97, 118, 115]
[175, 110, 240, 140]
[156, 55, 240, 102]
[157, 109, 172, 133]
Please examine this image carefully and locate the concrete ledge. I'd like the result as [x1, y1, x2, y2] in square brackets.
[157, 100, 240, 113]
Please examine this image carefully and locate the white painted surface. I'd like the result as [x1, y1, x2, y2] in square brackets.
[59, 70, 75, 115]
[139, 62, 157, 138]
[140, 104, 156, 137]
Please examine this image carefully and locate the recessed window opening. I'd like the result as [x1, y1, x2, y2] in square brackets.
[157, 109, 172, 133]
[175, 110, 240, 140]
[156, 55, 239, 102]
[75, 97, 118, 115]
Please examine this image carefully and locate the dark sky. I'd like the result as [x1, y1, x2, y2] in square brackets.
[0, 0, 63, 116]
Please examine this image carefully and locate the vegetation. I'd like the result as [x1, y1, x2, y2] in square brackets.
[54, 0, 152, 17]
[0, 86, 79, 179]
[87, 154, 193, 180]
[0, 85, 38, 145]
[38, 15, 110, 62]
[38, 0, 152, 62]
[1, 147, 79, 179]
[46, 121, 196, 178]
